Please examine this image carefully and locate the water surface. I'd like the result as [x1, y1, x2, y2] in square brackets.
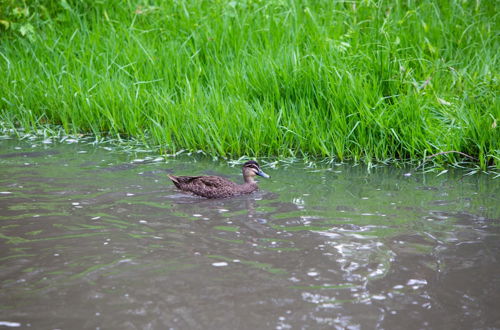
[0, 138, 499, 329]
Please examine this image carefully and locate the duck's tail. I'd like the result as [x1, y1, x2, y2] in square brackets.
[168, 174, 181, 188]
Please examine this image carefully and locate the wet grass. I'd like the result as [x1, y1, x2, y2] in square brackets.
[0, 0, 498, 169]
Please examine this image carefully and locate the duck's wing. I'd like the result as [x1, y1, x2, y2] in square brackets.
[169, 175, 237, 198]
[169, 175, 232, 186]
[195, 176, 235, 187]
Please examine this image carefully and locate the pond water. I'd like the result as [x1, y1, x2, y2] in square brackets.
[0, 137, 499, 329]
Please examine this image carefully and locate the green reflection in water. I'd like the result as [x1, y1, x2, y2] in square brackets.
[290, 284, 354, 290]
[46, 271, 70, 275]
[22, 267, 35, 273]
[70, 259, 126, 279]
[0, 233, 29, 244]
[0, 212, 69, 221]
[53, 223, 105, 231]
[0, 305, 14, 311]
[1, 225, 20, 229]
[127, 233, 155, 239]
[318, 298, 359, 304]
[101, 260, 197, 277]
[259, 247, 300, 252]
[102, 219, 131, 229]
[212, 236, 244, 244]
[127, 200, 173, 209]
[270, 211, 307, 219]
[0, 232, 107, 244]
[354, 228, 399, 237]
[270, 225, 333, 232]
[219, 209, 248, 217]
[170, 211, 191, 218]
[258, 238, 292, 242]
[208, 255, 287, 275]
[152, 262, 197, 274]
[9, 247, 30, 252]
[401, 243, 435, 254]
[213, 225, 239, 232]
[0, 254, 36, 261]
[25, 230, 43, 236]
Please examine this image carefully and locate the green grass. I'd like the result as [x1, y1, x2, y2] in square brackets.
[0, 0, 498, 169]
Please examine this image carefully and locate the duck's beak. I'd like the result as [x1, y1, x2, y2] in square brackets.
[256, 169, 270, 178]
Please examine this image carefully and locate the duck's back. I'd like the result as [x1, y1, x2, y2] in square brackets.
[168, 175, 257, 198]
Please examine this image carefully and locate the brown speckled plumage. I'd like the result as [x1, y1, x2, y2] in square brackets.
[168, 161, 270, 199]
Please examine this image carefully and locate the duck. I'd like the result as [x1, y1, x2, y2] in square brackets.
[168, 160, 270, 199]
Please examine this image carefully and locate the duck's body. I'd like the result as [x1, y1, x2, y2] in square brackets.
[168, 161, 269, 199]
[168, 175, 258, 199]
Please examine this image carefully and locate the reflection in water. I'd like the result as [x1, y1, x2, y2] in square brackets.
[0, 137, 499, 329]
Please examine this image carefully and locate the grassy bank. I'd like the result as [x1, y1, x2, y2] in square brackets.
[0, 0, 498, 168]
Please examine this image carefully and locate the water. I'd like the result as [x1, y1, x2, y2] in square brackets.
[0, 137, 499, 329]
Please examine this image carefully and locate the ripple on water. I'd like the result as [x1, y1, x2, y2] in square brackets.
[0, 139, 498, 329]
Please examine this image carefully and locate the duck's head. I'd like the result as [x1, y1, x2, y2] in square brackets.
[242, 160, 270, 183]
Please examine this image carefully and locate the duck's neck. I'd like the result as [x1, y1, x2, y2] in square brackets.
[238, 175, 258, 194]
[243, 174, 256, 184]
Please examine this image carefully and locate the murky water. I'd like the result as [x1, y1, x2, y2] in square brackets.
[0, 137, 499, 329]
